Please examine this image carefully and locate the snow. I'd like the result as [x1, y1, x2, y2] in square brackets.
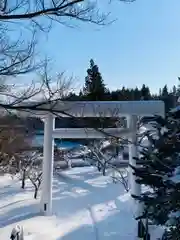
[170, 174, 180, 183]
[170, 105, 180, 112]
[169, 166, 180, 183]
[169, 211, 180, 219]
[0, 167, 162, 239]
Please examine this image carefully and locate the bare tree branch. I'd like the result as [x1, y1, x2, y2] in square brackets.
[0, 0, 108, 26]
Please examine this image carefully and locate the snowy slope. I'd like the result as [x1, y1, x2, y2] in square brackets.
[0, 167, 162, 239]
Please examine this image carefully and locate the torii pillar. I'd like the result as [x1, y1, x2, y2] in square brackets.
[40, 113, 55, 216]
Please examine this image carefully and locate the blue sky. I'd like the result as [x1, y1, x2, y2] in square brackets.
[39, 0, 180, 93]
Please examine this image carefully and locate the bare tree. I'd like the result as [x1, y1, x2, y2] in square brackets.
[19, 149, 42, 189]
[0, 0, 109, 86]
[0, 115, 35, 174]
[87, 140, 115, 175]
[0, 0, 107, 24]
[0, 0, 115, 119]
[0, 121, 43, 198]
[0, 0, 136, 114]
[0, 0, 135, 79]
[28, 167, 43, 199]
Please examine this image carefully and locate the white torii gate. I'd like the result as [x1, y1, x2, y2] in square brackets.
[39, 101, 165, 216]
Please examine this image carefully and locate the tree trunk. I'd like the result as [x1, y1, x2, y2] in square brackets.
[97, 161, 101, 172]
[112, 169, 116, 183]
[34, 185, 38, 199]
[102, 164, 106, 176]
[21, 170, 26, 189]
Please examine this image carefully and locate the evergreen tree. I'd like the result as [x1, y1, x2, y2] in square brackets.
[132, 107, 180, 239]
[63, 92, 80, 101]
[171, 85, 177, 108]
[161, 85, 169, 97]
[83, 59, 106, 100]
[141, 84, 151, 100]
[177, 77, 180, 96]
[134, 87, 141, 100]
[159, 88, 162, 97]
[121, 86, 128, 100]
[172, 85, 177, 96]
[160, 85, 174, 113]
[111, 90, 119, 100]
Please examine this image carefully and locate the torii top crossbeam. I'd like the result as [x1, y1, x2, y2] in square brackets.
[19, 100, 165, 117]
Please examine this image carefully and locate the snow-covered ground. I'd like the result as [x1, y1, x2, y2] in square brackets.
[0, 167, 162, 239]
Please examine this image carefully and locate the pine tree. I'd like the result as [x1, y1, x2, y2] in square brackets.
[132, 107, 180, 239]
[160, 85, 174, 113]
[83, 59, 106, 100]
[171, 85, 178, 108]
[141, 84, 151, 100]
[177, 77, 180, 96]
[161, 85, 169, 97]
[172, 85, 177, 96]
[134, 87, 141, 100]
[121, 86, 128, 100]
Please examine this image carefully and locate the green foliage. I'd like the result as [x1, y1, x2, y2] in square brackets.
[133, 108, 180, 239]
[141, 84, 151, 100]
[83, 59, 107, 100]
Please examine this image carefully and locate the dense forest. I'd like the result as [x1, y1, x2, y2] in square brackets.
[64, 59, 179, 114]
